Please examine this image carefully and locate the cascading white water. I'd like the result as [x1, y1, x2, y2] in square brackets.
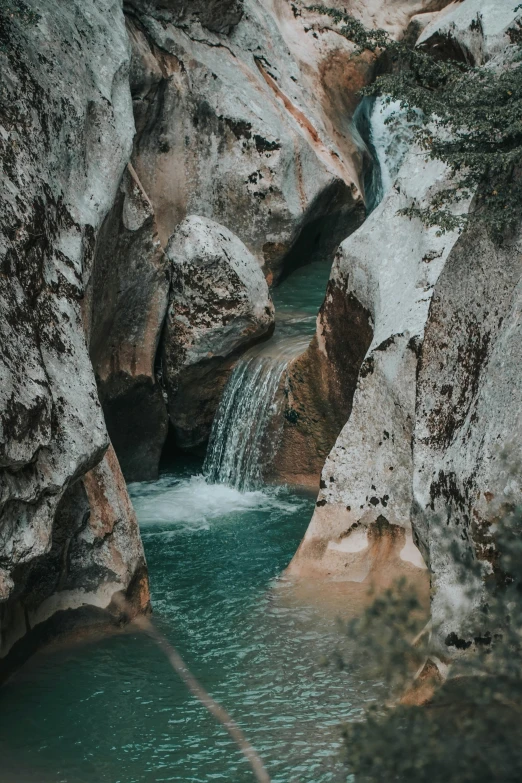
[369, 98, 417, 197]
[353, 97, 417, 212]
[203, 336, 309, 491]
[205, 100, 416, 493]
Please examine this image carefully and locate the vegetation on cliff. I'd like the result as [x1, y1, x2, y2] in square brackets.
[331, 499, 522, 782]
[310, 4, 522, 236]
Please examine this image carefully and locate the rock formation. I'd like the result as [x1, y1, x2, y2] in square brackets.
[0, 0, 149, 679]
[89, 0, 387, 477]
[1, 0, 520, 680]
[162, 215, 274, 451]
[288, 0, 522, 655]
[413, 222, 522, 652]
[417, 0, 521, 64]
[287, 144, 468, 578]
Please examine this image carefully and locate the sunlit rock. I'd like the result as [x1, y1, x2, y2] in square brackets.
[417, 0, 521, 64]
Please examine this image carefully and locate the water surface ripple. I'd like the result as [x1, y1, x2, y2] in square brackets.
[0, 464, 381, 783]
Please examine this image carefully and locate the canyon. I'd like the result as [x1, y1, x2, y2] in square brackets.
[0, 0, 521, 751]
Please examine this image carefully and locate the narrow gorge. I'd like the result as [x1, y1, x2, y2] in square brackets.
[1, 0, 521, 781]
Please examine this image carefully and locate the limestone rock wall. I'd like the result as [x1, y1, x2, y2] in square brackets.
[413, 224, 522, 651]
[287, 146, 468, 577]
[417, 0, 521, 64]
[125, 0, 370, 284]
[0, 0, 149, 678]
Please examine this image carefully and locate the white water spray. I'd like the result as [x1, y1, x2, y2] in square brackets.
[203, 336, 308, 491]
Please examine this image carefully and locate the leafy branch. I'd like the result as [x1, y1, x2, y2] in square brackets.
[309, 4, 522, 237]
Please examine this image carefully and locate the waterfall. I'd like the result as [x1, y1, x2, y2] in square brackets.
[203, 337, 308, 491]
[353, 97, 417, 213]
[204, 100, 417, 494]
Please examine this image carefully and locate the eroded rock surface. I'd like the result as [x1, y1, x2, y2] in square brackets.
[125, 0, 244, 35]
[125, 0, 372, 284]
[413, 223, 522, 652]
[0, 0, 148, 676]
[89, 164, 169, 482]
[288, 145, 468, 578]
[288, 0, 522, 659]
[418, 0, 521, 64]
[162, 216, 274, 450]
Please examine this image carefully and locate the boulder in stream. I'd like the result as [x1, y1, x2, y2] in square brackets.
[162, 216, 275, 451]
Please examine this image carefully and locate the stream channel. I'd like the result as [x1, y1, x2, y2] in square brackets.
[0, 99, 407, 783]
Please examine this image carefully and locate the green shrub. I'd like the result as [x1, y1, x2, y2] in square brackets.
[309, 5, 522, 237]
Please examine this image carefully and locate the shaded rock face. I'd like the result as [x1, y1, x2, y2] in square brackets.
[125, 0, 371, 284]
[267, 282, 373, 487]
[0, 0, 149, 675]
[162, 216, 274, 450]
[125, 0, 244, 35]
[89, 165, 169, 482]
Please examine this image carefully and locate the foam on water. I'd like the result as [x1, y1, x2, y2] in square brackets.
[129, 474, 303, 530]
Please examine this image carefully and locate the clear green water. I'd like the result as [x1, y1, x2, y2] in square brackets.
[271, 259, 332, 338]
[0, 262, 377, 783]
[0, 460, 379, 783]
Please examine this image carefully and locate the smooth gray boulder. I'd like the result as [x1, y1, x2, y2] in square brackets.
[162, 216, 275, 450]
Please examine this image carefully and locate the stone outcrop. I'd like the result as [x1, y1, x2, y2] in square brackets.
[0, 0, 149, 677]
[125, 0, 372, 285]
[86, 0, 381, 475]
[287, 145, 468, 578]
[417, 0, 521, 64]
[413, 222, 522, 652]
[162, 216, 274, 450]
[288, 0, 522, 655]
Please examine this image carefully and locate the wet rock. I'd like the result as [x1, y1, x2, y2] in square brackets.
[162, 216, 275, 450]
[89, 165, 170, 482]
[0, 0, 148, 673]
